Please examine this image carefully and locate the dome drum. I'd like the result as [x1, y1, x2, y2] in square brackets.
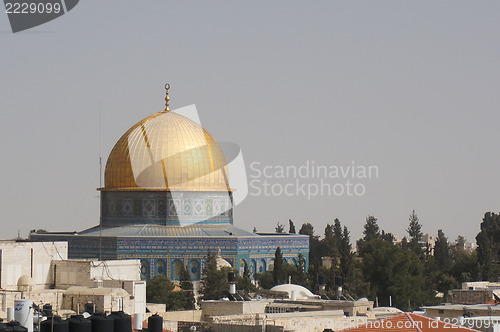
[101, 190, 233, 227]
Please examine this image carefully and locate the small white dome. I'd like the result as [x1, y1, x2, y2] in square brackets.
[215, 248, 232, 270]
[270, 284, 316, 300]
[216, 257, 232, 270]
[17, 275, 35, 291]
[17, 275, 35, 287]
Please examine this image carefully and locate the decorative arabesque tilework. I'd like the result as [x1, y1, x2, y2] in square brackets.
[143, 199, 155, 217]
[183, 199, 192, 215]
[206, 199, 213, 216]
[133, 199, 142, 216]
[158, 200, 166, 217]
[168, 199, 180, 217]
[193, 199, 204, 216]
[123, 199, 132, 216]
[213, 200, 222, 215]
[116, 200, 123, 216]
[109, 200, 116, 214]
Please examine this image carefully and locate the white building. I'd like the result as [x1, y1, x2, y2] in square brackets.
[0, 240, 145, 318]
[0, 240, 67, 290]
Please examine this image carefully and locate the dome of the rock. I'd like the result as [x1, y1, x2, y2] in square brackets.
[102, 110, 230, 192]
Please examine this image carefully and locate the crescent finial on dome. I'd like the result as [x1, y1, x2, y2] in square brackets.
[164, 83, 171, 112]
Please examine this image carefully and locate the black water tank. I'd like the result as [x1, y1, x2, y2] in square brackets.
[40, 316, 68, 332]
[67, 315, 91, 332]
[318, 274, 326, 285]
[88, 313, 114, 332]
[4, 321, 27, 332]
[335, 275, 343, 287]
[43, 304, 53, 317]
[147, 314, 162, 332]
[83, 303, 95, 315]
[108, 311, 131, 332]
[227, 271, 235, 282]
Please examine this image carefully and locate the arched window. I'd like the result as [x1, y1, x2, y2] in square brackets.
[156, 260, 166, 277]
[140, 260, 150, 280]
[239, 259, 246, 276]
[171, 259, 183, 281]
[259, 259, 267, 273]
[249, 259, 257, 276]
[269, 259, 275, 271]
[188, 260, 201, 281]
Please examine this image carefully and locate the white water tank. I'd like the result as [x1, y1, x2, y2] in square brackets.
[133, 313, 143, 330]
[14, 299, 33, 332]
[7, 307, 14, 321]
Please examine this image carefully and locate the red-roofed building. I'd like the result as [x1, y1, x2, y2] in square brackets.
[339, 313, 480, 332]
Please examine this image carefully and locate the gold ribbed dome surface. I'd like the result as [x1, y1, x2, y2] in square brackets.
[102, 110, 230, 191]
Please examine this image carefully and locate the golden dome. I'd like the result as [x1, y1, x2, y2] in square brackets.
[102, 110, 230, 191]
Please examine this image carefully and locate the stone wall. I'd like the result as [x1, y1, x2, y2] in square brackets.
[0, 241, 67, 290]
[62, 286, 132, 314]
[201, 300, 271, 319]
[53, 259, 140, 289]
[209, 311, 365, 332]
[447, 289, 494, 304]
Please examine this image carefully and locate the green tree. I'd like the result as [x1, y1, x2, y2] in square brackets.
[436, 272, 458, 300]
[146, 275, 175, 304]
[449, 250, 478, 284]
[361, 239, 433, 310]
[299, 223, 316, 237]
[180, 266, 195, 310]
[476, 212, 500, 280]
[273, 247, 286, 285]
[434, 230, 452, 271]
[288, 219, 296, 234]
[322, 223, 338, 258]
[289, 254, 308, 287]
[299, 223, 321, 269]
[199, 250, 231, 300]
[321, 218, 343, 259]
[357, 215, 381, 255]
[237, 261, 256, 292]
[338, 226, 361, 297]
[407, 210, 424, 257]
[255, 271, 274, 289]
[381, 230, 395, 243]
[275, 222, 285, 233]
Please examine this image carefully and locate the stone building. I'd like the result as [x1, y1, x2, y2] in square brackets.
[0, 241, 145, 317]
[0, 241, 67, 290]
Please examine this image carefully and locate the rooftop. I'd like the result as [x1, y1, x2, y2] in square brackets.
[73, 224, 260, 237]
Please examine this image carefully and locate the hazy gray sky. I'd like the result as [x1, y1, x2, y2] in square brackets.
[1, 1, 499, 244]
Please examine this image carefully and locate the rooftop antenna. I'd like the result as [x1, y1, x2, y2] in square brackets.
[99, 101, 102, 188]
[99, 102, 102, 261]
